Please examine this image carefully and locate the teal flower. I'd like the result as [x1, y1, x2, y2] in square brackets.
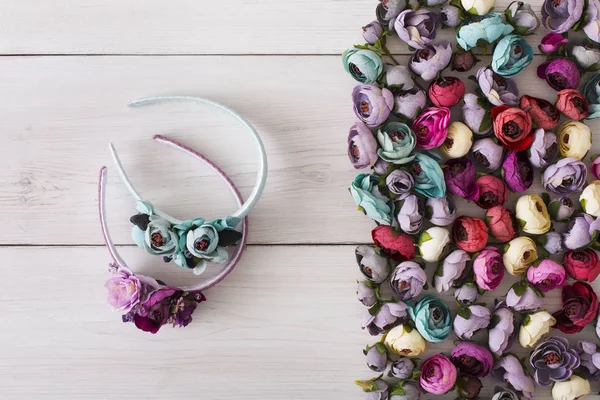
[410, 153, 446, 199]
[376, 122, 416, 165]
[342, 49, 383, 84]
[131, 216, 178, 256]
[582, 72, 600, 119]
[456, 14, 514, 51]
[408, 294, 452, 342]
[491, 35, 533, 77]
[350, 174, 393, 225]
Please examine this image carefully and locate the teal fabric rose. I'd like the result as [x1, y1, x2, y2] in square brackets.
[456, 14, 514, 51]
[342, 49, 383, 84]
[491, 35, 533, 77]
[350, 174, 393, 225]
[130, 201, 178, 256]
[583, 72, 600, 119]
[410, 153, 446, 199]
[408, 294, 452, 342]
[376, 122, 416, 165]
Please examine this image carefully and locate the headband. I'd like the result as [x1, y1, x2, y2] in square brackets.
[109, 96, 267, 276]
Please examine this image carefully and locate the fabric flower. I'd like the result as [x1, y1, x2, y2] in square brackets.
[540, 231, 564, 255]
[394, 88, 427, 119]
[519, 311, 556, 348]
[394, 9, 439, 49]
[434, 249, 469, 292]
[362, 301, 409, 336]
[362, 21, 383, 45]
[563, 214, 594, 250]
[457, 14, 514, 51]
[463, 94, 493, 135]
[389, 381, 420, 400]
[486, 206, 518, 242]
[530, 337, 580, 386]
[390, 261, 427, 300]
[492, 35, 534, 77]
[384, 324, 427, 357]
[356, 245, 390, 283]
[376, 122, 416, 165]
[452, 216, 489, 253]
[441, 121, 473, 159]
[356, 378, 389, 400]
[411, 152, 446, 198]
[492, 355, 535, 399]
[556, 89, 589, 120]
[348, 122, 378, 169]
[390, 357, 415, 379]
[376, 0, 407, 25]
[428, 77, 465, 107]
[357, 281, 377, 307]
[475, 175, 508, 209]
[372, 225, 416, 262]
[502, 151, 533, 192]
[581, 181, 600, 217]
[352, 84, 394, 127]
[444, 157, 479, 200]
[373, 158, 391, 175]
[505, 1, 541, 34]
[542, 158, 587, 194]
[493, 106, 533, 151]
[563, 249, 600, 282]
[412, 107, 450, 150]
[472, 138, 504, 170]
[477, 67, 519, 106]
[528, 128, 558, 168]
[409, 294, 452, 342]
[552, 375, 591, 400]
[515, 194, 551, 235]
[365, 343, 388, 372]
[452, 50, 477, 72]
[520, 95, 561, 130]
[426, 196, 457, 226]
[574, 45, 600, 69]
[451, 341, 494, 377]
[503, 236, 538, 275]
[386, 170, 413, 199]
[591, 157, 600, 180]
[409, 41, 452, 81]
[527, 259, 566, 292]
[351, 174, 393, 225]
[492, 387, 520, 400]
[553, 282, 599, 334]
[577, 341, 600, 380]
[541, 0, 584, 33]
[441, 5, 462, 28]
[419, 354, 457, 394]
[538, 58, 581, 91]
[454, 305, 491, 339]
[419, 227, 451, 263]
[455, 284, 479, 305]
[461, 0, 496, 15]
[343, 49, 383, 84]
[384, 64, 415, 90]
[473, 246, 504, 290]
[488, 303, 516, 356]
[549, 197, 576, 222]
[506, 282, 543, 312]
[540, 32, 568, 53]
[584, 0, 600, 43]
[130, 214, 178, 257]
[105, 268, 150, 312]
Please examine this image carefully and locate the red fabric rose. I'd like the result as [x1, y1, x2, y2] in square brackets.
[564, 250, 600, 282]
[553, 282, 599, 334]
[371, 225, 416, 262]
[555, 89, 589, 120]
[428, 76, 465, 107]
[474, 175, 508, 209]
[452, 216, 489, 253]
[520, 95, 560, 130]
[492, 107, 533, 151]
[485, 206, 518, 242]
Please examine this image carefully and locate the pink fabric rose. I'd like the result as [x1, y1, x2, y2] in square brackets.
[412, 107, 451, 150]
[540, 32, 568, 54]
[473, 246, 505, 291]
[420, 354, 457, 394]
[105, 268, 145, 312]
[526, 259, 566, 292]
[592, 157, 600, 180]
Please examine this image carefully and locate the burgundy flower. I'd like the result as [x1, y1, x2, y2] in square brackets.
[502, 151, 533, 193]
[451, 341, 494, 378]
[475, 175, 508, 209]
[444, 157, 479, 200]
[538, 58, 581, 91]
[553, 282, 599, 334]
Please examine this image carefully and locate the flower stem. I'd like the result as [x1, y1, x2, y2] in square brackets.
[382, 44, 400, 66]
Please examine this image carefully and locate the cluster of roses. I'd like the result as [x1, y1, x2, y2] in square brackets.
[344, 0, 600, 399]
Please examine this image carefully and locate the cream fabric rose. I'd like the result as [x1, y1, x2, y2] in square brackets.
[552, 375, 591, 400]
[419, 227, 451, 263]
[384, 324, 427, 357]
[581, 181, 600, 217]
[515, 194, 551, 235]
[461, 0, 496, 15]
[519, 311, 556, 348]
[558, 121, 592, 160]
[503, 237, 538, 275]
[440, 122, 473, 159]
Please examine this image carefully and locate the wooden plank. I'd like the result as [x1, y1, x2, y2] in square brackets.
[0, 0, 549, 55]
[1, 55, 599, 245]
[1, 245, 596, 398]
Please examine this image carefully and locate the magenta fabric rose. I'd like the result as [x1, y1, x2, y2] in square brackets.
[412, 107, 451, 150]
[502, 151, 533, 192]
[420, 354, 458, 394]
[526, 259, 566, 293]
[539, 32, 568, 54]
[473, 247, 505, 291]
[352, 84, 394, 127]
[451, 341, 494, 378]
[444, 157, 479, 200]
[105, 268, 154, 312]
[592, 157, 600, 180]
[538, 58, 581, 91]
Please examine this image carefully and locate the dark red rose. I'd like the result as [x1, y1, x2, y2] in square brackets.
[492, 106, 533, 151]
[552, 282, 599, 334]
[372, 225, 416, 262]
[452, 216, 489, 253]
[564, 250, 600, 282]
[474, 175, 508, 209]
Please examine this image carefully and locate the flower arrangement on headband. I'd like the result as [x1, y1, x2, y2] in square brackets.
[344, 0, 600, 399]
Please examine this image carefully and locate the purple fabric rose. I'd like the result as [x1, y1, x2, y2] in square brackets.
[444, 157, 479, 200]
[365, 343, 388, 372]
[472, 138, 504, 170]
[492, 355, 536, 399]
[409, 41, 452, 81]
[352, 84, 394, 127]
[363, 21, 384, 45]
[451, 341, 494, 378]
[394, 9, 439, 49]
[477, 67, 519, 106]
[530, 337, 580, 386]
[548, 197, 576, 222]
[540, 32, 569, 53]
[426, 196, 457, 226]
[473, 247, 504, 291]
[584, 0, 600, 43]
[373, 158, 390, 175]
[577, 341, 600, 380]
[348, 122, 378, 169]
[105, 268, 146, 312]
[541, 0, 584, 33]
[592, 157, 600, 180]
[538, 58, 581, 91]
[389, 261, 427, 300]
[434, 249, 469, 292]
[527, 259, 566, 292]
[488, 303, 516, 356]
[462, 94, 491, 135]
[542, 158, 587, 194]
[455, 284, 479, 305]
[506, 282, 542, 312]
[357, 281, 377, 307]
[376, 0, 407, 25]
[454, 305, 491, 340]
[361, 301, 409, 335]
[563, 213, 594, 250]
[529, 129, 558, 168]
[386, 169, 413, 198]
[502, 151, 533, 192]
[441, 5, 461, 27]
[394, 88, 427, 120]
[397, 194, 424, 235]
[541, 231, 564, 255]
[391, 357, 416, 379]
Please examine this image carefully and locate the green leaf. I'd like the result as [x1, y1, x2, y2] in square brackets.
[517, 218, 527, 229]
[457, 307, 471, 320]
[522, 314, 531, 326]
[368, 302, 383, 316]
[419, 231, 433, 244]
[503, 244, 510, 254]
[489, 314, 501, 329]
[512, 281, 528, 297]
[479, 112, 493, 133]
[541, 192, 551, 206]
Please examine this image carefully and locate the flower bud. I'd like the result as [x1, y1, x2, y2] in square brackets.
[472, 138, 504, 170]
[564, 249, 600, 282]
[396, 194, 424, 235]
[473, 246, 504, 291]
[503, 237, 538, 275]
[394, 88, 427, 120]
[556, 89, 589, 120]
[364, 343, 388, 372]
[435, 249, 470, 293]
[428, 77, 465, 108]
[506, 281, 542, 312]
[390, 261, 427, 301]
[454, 305, 491, 340]
[343, 49, 383, 84]
[548, 197, 576, 222]
[563, 214, 594, 250]
[526, 259, 566, 292]
[573, 45, 600, 70]
[357, 281, 377, 306]
[348, 122, 378, 169]
[452, 51, 476, 72]
[515, 194, 551, 235]
[419, 227, 450, 263]
[441, 5, 461, 27]
[552, 376, 591, 400]
[452, 216, 489, 253]
[519, 310, 556, 348]
[390, 357, 415, 379]
[486, 206, 518, 243]
[581, 181, 600, 217]
[356, 245, 390, 283]
[384, 64, 415, 90]
[362, 21, 383, 45]
[384, 324, 427, 357]
[426, 196, 457, 227]
[455, 284, 479, 305]
[528, 128, 558, 168]
[506, 1, 540, 34]
[488, 303, 516, 356]
[440, 121, 473, 159]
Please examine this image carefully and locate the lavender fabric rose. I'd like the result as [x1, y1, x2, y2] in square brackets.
[105, 268, 153, 312]
[348, 122, 378, 169]
[477, 67, 519, 106]
[390, 357, 415, 379]
[563, 213, 594, 250]
[584, 0, 600, 43]
[373, 158, 390, 175]
[441, 5, 462, 27]
[451, 341, 494, 377]
[352, 84, 394, 127]
[548, 197, 576, 222]
[361, 301, 409, 335]
[506, 1, 541, 34]
[528, 128, 558, 168]
[455, 284, 479, 305]
[365, 343, 388, 372]
[386, 170, 414, 198]
[357, 281, 377, 306]
[376, 0, 407, 25]
[492, 355, 536, 399]
[363, 21, 384, 45]
[390, 261, 427, 300]
[397, 194, 424, 235]
[577, 341, 600, 380]
[394, 88, 427, 119]
[384, 64, 415, 90]
[542, 158, 587, 195]
[489, 303, 517, 356]
[506, 282, 542, 312]
[356, 245, 390, 283]
[454, 305, 491, 340]
[426, 196, 458, 226]
[463, 94, 492, 135]
[540, 231, 564, 254]
[409, 41, 452, 81]
[444, 157, 479, 200]
[394, 9, 439, 49]
[434, 249, 469, 292]
[529, 337, 580, 386]
[502, 151, 533, 192]
[472, 138, 504, 170]
[541, 0, 584, 33]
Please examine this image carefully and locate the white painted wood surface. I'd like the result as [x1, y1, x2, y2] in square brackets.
[1, 1, 600, 399]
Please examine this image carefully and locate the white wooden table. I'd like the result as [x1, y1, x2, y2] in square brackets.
[1, 1, 600, 399]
